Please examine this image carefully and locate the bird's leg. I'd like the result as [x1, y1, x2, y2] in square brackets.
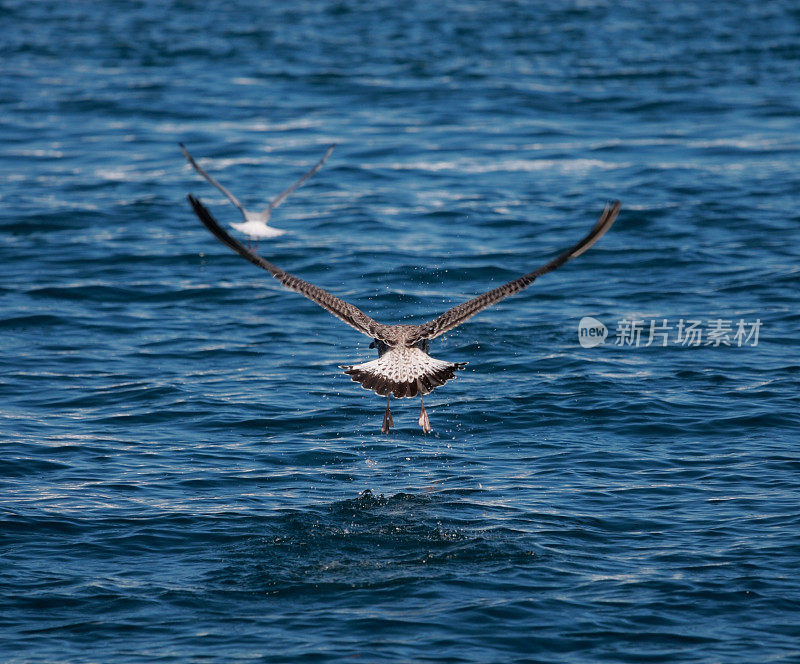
[419, 396, 431, 434]
[381, 395, 393, 434]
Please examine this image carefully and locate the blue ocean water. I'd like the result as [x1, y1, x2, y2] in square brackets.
[2, 1, 799, 661]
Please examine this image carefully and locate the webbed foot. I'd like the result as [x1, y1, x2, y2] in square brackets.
[382, 396, 393, 434]
[419, 398, 431, 434]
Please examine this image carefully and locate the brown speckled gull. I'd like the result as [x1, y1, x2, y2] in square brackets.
[188, 195, 620, 434]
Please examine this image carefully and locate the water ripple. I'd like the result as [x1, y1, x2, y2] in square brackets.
[2, 0, 800, 662]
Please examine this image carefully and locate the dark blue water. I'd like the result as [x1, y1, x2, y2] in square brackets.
[2, 1, 799, 662]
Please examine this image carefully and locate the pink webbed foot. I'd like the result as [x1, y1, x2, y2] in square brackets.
[382, 396, 393, 434]
[419, 399, 432, 434]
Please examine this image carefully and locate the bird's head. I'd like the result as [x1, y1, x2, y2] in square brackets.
[369, 339, 390, 357]
[369, 338, 430, 355]
[412, 339, 430, 354]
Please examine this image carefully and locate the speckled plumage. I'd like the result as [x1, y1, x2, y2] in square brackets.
[343, 346, 468, 398]
[188, 195, 621, 432]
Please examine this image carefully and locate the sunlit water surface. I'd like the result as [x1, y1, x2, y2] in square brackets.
[2, 1, 799, 662]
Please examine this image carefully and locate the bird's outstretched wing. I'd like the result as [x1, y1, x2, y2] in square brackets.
[265, 144, 336, 215]
[180, 143, 247, 218]
[409, 200, 621, 342]
[188, 195, 388, 340]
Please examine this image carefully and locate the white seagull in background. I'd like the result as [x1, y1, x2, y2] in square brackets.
[179, 142, 335, 246]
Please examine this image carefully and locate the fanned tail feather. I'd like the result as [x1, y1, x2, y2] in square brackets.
[341, 346, 467, 398]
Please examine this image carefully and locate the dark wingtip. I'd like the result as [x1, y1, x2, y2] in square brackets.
[569, 199, 621, 259]
[187, 195, 229, 246]
[187, 193, 206, 219]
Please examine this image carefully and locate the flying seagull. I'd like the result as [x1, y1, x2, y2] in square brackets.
[188, 195, 621, 434]
[179, 142, 335, 246]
